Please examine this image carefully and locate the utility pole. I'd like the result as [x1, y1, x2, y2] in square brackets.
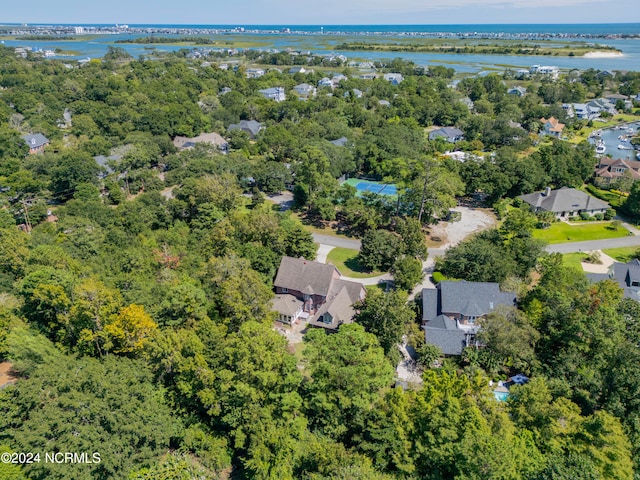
[417, 159, 431, 224]
[21, 197, 32, 232]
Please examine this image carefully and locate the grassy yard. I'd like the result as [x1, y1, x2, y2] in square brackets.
[603, 246, 640, 262]
[326, 247, 383, 278]
[562, 252, 587, 271]
[532, 221, 629, 244]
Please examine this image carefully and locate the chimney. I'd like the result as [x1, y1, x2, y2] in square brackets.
[544, 187, 551, 197]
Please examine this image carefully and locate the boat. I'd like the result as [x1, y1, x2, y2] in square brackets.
[595, 143, 606, 154]
[619, 144, 632, 150]
[618, 135, 629, 141]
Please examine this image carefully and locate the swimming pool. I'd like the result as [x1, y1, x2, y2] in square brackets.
[493, 390, 509, 402]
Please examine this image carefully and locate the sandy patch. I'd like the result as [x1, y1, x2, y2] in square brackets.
[0, 362, 17, 388]
[583, 51, 623, 58]
[428, 206, 497, 248]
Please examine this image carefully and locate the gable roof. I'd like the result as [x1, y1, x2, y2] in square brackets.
[173, 132, 227, 149]
[437, 281, 516, 318]
[274, 256, 340, 297]
[429, 127, 464, 140]
[421, 282, 516, 355]
[540, 117, 565, 133]
[595, 158, 640, 180]
[22, 133, 49, 149]
[271, 294, 303, 317]
[228, 119, 263, 137]
[518, 187, 609, 213]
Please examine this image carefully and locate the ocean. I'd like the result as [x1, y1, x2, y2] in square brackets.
[3, 23, 640, 72]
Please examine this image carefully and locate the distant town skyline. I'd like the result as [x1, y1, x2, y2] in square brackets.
[3, 0, 639, 26]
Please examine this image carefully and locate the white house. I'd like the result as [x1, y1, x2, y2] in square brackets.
[259, 87, 286, 102]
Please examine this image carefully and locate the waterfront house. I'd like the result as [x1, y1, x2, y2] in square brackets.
[22, 133, 49, 154]
[594, 157, 640, 186]
[588, 259, 640, 302]
[272, 256, 366, 330]
[539, 117, 565, 138]
[429, 127, 465, 143]
[421, 282, 516, 355]
[518, 186, 609, 218]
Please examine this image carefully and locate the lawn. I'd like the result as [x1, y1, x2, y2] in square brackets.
[562, 252, 587, 271]
[532, 221, 629, 244]
[603, 246, 640, 262]
[326, 247, 383, 278]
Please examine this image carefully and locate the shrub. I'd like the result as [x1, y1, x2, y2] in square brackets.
[432, 271, 446, 284]
[579, 211, 591, 221]
[604, 208, 616, 220]
[594, 213, 604, 221]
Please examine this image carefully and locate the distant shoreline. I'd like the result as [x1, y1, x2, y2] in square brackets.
[583, 51, 624, 58]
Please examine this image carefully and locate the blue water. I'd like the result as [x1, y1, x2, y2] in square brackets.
[15, 23, 640, 35]
[4, 24, 640, 72]
[493, 390, 509, 402]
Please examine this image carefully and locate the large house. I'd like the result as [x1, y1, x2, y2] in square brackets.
[228, 120, 264, 138]
[589, 259, 640, 302]
[293, 83, 317, 98]
[383, 73, 404, 85]
[539, 117, 565, 138]
[518, 187, 609, 218]
[272, 256, 366, 331]
[22, 133, 49, 154]
[594, 157, 640, 186]
[421, 281, 516, 355]
[259, 87, 286, 102]
[428, 127, 464, 143]
[173, 132, 229, 153]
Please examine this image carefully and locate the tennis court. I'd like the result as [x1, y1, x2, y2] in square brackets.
[343, 178, 398, 197]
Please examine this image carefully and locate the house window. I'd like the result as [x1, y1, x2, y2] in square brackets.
[632, 282, 640, 287]
[468, 316, 476, 324]
[281, 287, 288, 293]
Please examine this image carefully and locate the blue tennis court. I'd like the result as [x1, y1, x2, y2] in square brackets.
[344, 178, 398, 197]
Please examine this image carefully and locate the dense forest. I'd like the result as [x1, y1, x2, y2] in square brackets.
[0, 44, 640, 479]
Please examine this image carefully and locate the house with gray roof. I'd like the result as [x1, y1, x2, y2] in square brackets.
[329, 137, 349, 147]
[173, 132, 229, 153]
[272, 256, 365, 330]
[228, 120, 264, 138]
[22, 133, 49, 154]
[293, 83, 316, 98]
[518, 186, 609, 218]
[421, 281, 516, 355]
[259, 87, 286, 102]
[94, 153, 121, 177]
[383, 73, 404, 85]
[508, 86, 527, 97]
[588, 258, 640, 302]
[428, 127, 464, 143]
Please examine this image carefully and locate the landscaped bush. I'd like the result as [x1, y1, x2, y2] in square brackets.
[579, 212, 592, 221]
[432, 271, 446, 284]
[594, 213, 604, 221]
[605, 208, 616, 220]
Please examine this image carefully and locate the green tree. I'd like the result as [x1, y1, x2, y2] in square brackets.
[359, 229, 401, 271]
[391, 256, 424, 292]
[303, 324, 394, 442]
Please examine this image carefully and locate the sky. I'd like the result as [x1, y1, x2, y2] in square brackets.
[3, 0, 639, 26]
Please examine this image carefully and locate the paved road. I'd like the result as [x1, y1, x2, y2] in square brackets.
[546, 235, 640, 254]
[312, 233, 361, 250]
[313, 233, 447, 257]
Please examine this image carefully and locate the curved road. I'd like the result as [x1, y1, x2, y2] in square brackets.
[313, 232, 640, 257]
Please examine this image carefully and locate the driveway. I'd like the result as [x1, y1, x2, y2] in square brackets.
[312, 233, 361, 250]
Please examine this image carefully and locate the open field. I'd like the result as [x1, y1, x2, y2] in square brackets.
[533, 221, 629, 244]
[326, 247, 382, 278]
